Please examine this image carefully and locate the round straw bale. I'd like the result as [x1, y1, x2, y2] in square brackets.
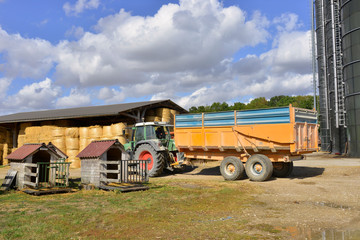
[145, 116, 161, 122]
[52, 127, 65, 137]
[68, 157, 81, 168]
[102, 125, 112, 138]
[113, 136, 126, 145]
[66, 149, 79, 157]
[111, 123, 126, 136]
[52, 137, 66, 152]
[79, 138, 89, 151]
[89, 125, 103, 138]
[17, 135, 26, 147]
[79, 127, 89, 138]
[156, 108, 171, 118]
[2, 144, 8, 165]
[66, 137, 79, 150]
[65, 127, 79, 138]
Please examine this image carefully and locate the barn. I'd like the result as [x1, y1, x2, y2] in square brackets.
[0, 99, 187, 168]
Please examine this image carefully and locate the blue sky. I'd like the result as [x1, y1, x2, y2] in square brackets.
[0, 0, 314, 113]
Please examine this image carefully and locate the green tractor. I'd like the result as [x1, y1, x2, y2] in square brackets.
[124, 122, 185, 177]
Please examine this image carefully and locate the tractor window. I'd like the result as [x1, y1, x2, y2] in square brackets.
[146, 126, 157, 140]
[135, 126, 145, 141]
[155, 126, 166, 139]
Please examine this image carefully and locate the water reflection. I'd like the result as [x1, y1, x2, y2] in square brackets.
[280, 226, 360, 239]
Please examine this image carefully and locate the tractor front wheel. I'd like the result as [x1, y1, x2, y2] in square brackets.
[134, 144, 165, 177]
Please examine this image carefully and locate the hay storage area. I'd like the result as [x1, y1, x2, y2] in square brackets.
[1, 107, 178, 168]
[0, 127, 13, 165]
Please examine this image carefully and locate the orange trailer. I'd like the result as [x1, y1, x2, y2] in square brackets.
[174, 105, 318, 181]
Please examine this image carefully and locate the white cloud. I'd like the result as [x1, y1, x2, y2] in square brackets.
[63, 0, 100, 16]
[2, 78, 61, 111]
[55, 88, 91, 108]
[0, 0, 314, 113]
[54, 0, 269, 87]
[273, 13, 302, 32]
[0, 77, 12, 99]
[98, 87, 125, 104]
[65, 26, 85, 39]
[0, 27, 55, 79]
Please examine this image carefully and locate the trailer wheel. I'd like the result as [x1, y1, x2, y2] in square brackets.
[245, 154, 273, 182]
[220, 156, 245, 181]
[273, 162, 293, 178]
[135, 144, 165, 177]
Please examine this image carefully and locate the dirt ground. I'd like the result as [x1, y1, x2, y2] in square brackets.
[1, 152, 360, 239]
[158, 153, 360, 239]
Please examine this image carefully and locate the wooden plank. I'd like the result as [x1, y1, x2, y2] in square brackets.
[24, 172, 38, 177]
[1, 170, 17, 191]
[99, 170, 120, 174]
[99, 161, 121, 164]
[23, 181, 37, 188]
[99, 184, 149, 192]
[24, 163, 37, 168]
[22, 188, 72, 196]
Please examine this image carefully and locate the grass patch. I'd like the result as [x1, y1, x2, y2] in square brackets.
[0, 179, 286, 239]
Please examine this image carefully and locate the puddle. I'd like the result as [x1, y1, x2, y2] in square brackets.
[313, 201, 353, 210]
[280, 226, 360, 240]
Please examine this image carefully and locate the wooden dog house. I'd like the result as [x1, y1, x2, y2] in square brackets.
[77, 139, 148, 188]
[6, 143, 69, 189]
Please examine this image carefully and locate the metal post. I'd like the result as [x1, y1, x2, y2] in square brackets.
[311, 0, 317, 111]
[331, 0, 340, 128]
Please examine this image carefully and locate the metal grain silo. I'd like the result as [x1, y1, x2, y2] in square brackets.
[315, 0, 346, 154]
[341, 0, 360, 157]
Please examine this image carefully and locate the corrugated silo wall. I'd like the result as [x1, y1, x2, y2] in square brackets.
[315, 0, 347, 153]
[315, 0, 331, 151]
[341, 0, 360, 157]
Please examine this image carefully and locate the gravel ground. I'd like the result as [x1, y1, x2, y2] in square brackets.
[1, 152, 360, 239]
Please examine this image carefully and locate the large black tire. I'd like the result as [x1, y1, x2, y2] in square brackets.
[220, 156, 245, 181]
[273, 162, 293, 178]
[134, 144, 165, 177]
[245, 154, 273, 182]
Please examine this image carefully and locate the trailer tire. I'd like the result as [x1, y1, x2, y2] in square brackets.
[135, 144, 165, 177]
[245, 154, 273, 182]
[273, 162, 293, 178]
[220, 156, 245, 181]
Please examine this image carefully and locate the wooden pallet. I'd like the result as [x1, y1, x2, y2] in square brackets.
[99, 183, 149, 192]
[22, 188, 73, 196]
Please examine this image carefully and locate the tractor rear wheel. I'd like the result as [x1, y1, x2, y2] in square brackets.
[134, 144, 165, 177]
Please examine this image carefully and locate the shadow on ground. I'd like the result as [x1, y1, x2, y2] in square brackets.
[289, 166, 325, 179]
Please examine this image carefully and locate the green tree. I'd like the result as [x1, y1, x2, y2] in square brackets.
[232, 102, 246, 110]
[246, 97, 269, 109]
[269, 95, 295, 107]
[188, 106, 198, 113]
[293, 96, 314, 109]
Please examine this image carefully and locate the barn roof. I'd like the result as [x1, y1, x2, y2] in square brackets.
[0, 99, 187, 124]
[77, 139, 124, 158]
[6, 143, 64, 160]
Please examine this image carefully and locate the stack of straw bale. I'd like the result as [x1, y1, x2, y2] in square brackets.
[65, 127, 80, 168]
[11, 121, 130, 168]
[144, 108, 178, 125]
[0, 127, 13, 165]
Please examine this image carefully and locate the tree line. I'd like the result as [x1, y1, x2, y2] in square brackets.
[188, 95, 316, 113]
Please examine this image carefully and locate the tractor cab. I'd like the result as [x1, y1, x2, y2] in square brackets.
[125, 122, 176, 152]
[124, 122, 184, 177]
